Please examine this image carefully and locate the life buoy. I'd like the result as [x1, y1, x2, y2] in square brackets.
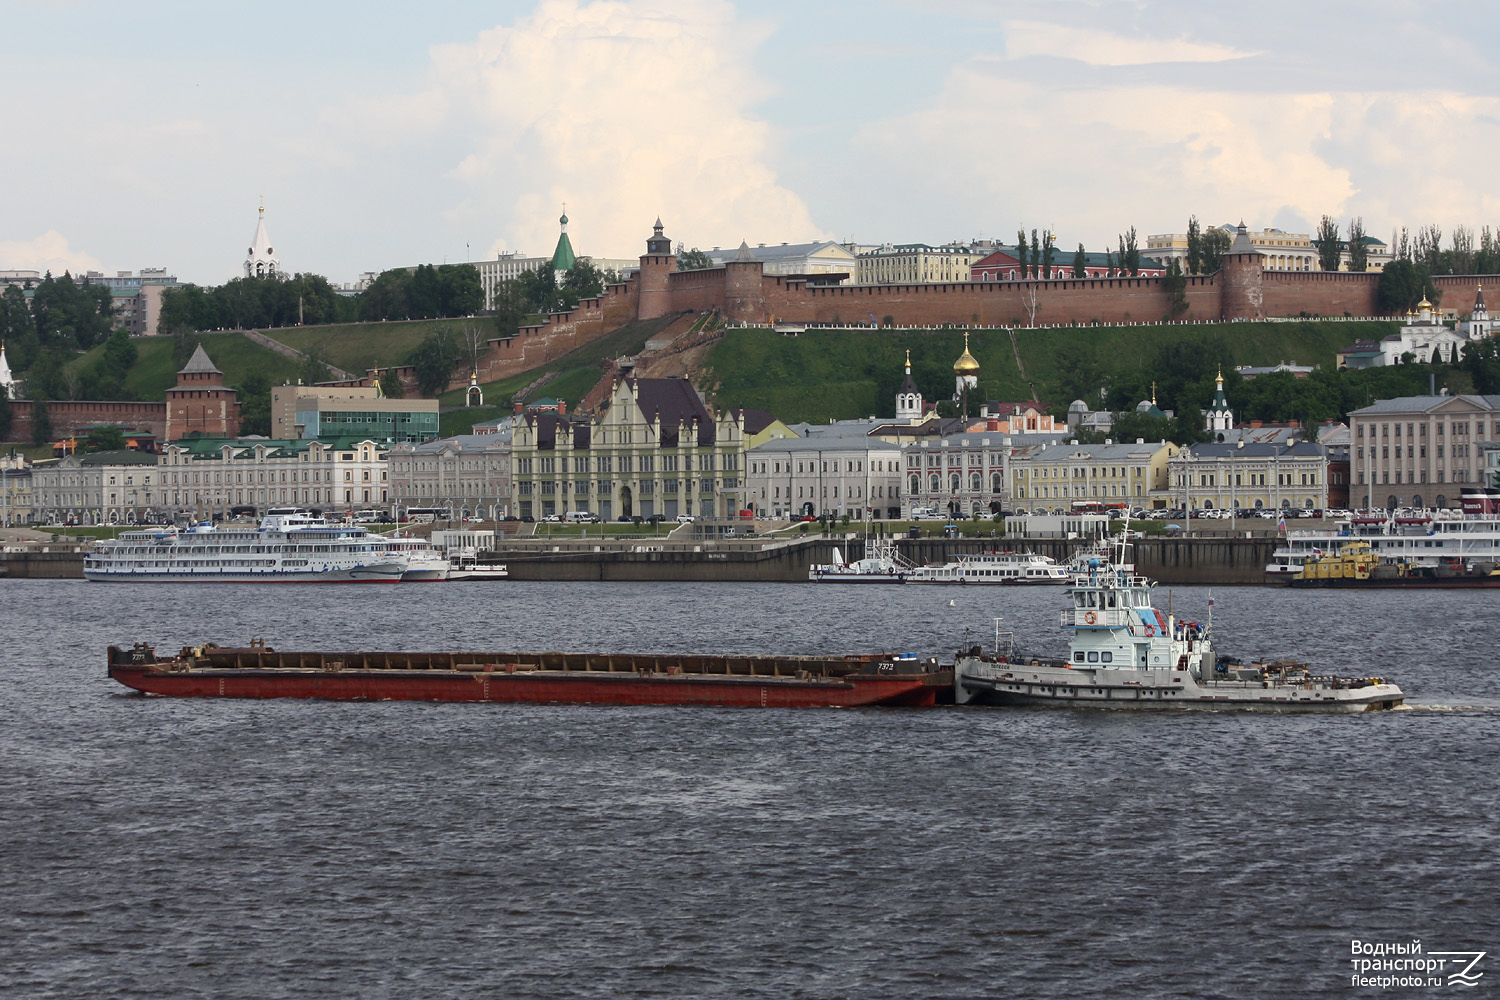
[1145, 625, 1156, 636]
[1083, 611, 1097, 625]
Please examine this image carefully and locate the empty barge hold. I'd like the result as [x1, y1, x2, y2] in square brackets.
[107, 642, 949, 708]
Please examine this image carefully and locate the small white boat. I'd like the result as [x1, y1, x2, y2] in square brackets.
[907, 551, 1069, 585]
[447, 547, 509, 581]
[385, 535, 450, 582]
[809, 539, 911, 583]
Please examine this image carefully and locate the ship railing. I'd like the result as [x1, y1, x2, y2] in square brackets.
[1059, 608, 1134, 628]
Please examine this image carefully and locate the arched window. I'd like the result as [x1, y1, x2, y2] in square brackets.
[1436, 494, 1447, 508]
[909, 475, 921, 495]
[1386, 495, 1398, 511]
[949, 473, 960, 492]
[928, 474, 940, 492]
[991, 472, 1003, 492]
[970, 472, 981, 491]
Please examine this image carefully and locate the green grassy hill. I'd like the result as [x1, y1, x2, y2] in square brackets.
[272, 319, 467, 375]
[703, 320, 1402, 424]
[68, 333, 303, 397]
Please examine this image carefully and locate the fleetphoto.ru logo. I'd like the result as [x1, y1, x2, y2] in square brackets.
[1349, 939, 1486, 989]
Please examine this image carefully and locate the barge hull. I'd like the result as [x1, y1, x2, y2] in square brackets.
[107, 646, 942, 708]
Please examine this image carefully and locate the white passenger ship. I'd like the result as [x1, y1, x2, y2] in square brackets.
[907, 551, 1069, 585]
[1266, 508, 1500, 579]
[84, 508, 415, 583]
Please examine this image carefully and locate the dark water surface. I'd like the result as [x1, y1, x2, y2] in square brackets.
[2, 581, 1497, 999]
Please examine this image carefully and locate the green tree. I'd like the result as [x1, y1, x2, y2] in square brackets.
[84, 424, 126, 452]
[1072, 243, 1087, 278]
[1041, 231, 1056, 278]
[1377, 260, 1439, 313]
[676, 247, 713, 271]
[358, 268, 412, 322]
[379, 369, 406, 399]
[436, 264, 483, 317]
[1016, 229, 1029, 277]
[1347, 217, 1369, 272]
[1185, 216, 1203, 275]
[1121, 227, 1141, 276]
[491, 278, 532, 338]
[516, 264, 559, 314]
[234, 373, 273, 436]
[407, 328, 462, 396]
[1314, 215, 1342, 271]
[409, 264, 441, 319]
[561, 258, 606, 309]
[1030, 229, 1041, 278]
[1201, 227, 1231, 274]
[1162, 259, 1189, 318]
[23, 347, 71, 401]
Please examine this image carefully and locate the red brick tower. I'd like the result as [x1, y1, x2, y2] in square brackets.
[165, 345, 241, 440]
[636, 217, 677, 321]
[723, 241, 769, 324]
[1220, 221, 1265, 321]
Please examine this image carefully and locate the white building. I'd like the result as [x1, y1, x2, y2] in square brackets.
[387, 433, 513, 521]
[901, 431, 1015, 519]
[244, 205, 280, 279]
[745, 433, 903, 520]
[704, 240, 857, 279]
[1377, 297, 1477, 365]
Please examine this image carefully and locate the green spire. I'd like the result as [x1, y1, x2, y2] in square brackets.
[551, 206, 576, 273]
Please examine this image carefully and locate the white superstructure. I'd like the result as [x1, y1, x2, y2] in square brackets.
[907, 551, 1069, 585]
[1267, 510, 1500, 577]
[84, 508, 417, 583]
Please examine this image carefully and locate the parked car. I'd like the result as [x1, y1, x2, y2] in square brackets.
[645, 514, 667, 524]
[542, 514, 563, 523]
[676, 514, 695, 523]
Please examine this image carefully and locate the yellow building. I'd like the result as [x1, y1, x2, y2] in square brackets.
[1010, 441, 1179, 510]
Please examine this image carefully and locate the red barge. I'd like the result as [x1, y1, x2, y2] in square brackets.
[107, 642, 949, 708]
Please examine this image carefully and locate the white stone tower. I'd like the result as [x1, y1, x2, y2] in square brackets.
[245, 203, 281, 278]
[895, 350, 923, 422]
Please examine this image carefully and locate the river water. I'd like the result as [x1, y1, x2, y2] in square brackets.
[2, 580, 1497, 998]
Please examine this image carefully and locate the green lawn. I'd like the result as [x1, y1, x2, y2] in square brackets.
[67, 333, 302, 398]
[704, 320, 1402, 424]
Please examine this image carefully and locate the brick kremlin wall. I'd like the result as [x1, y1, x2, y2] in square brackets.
[8, 400, 169, 443]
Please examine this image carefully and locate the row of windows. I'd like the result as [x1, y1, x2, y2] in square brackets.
[1359, 420, 1493, 438]
[1367, 444, 1472, 459]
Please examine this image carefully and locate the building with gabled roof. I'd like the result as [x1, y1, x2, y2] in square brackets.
[704, 240, 856, 281]
[1169, 438, 1327, 513]
[508, 376, 755, 520]
[387, 432, 512, 521]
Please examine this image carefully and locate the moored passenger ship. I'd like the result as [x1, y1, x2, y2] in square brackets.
[83, 508, 413, 583]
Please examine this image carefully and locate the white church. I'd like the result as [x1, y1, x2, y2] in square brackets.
[1377, 287, 1491, 365]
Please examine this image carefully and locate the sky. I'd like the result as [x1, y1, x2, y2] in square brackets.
[4, 0, 1499, 286]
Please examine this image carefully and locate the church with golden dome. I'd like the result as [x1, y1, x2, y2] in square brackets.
[953, 332, 980, 408]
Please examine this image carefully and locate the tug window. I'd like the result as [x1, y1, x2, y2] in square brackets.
[1087, 652, 1100, 663]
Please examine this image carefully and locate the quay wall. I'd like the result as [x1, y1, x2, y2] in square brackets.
[0, 548, 87, 579]
[900, 537, 1276, 585]
[1, 537, 1278, 583]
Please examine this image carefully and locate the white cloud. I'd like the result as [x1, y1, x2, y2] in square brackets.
[1004, 20, 1258, 66]
[0, 231, 104, 276]
[424, 0, 823, 259]
[849, 59, 1500, 246]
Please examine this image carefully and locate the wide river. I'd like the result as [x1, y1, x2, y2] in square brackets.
[3, 580, 1496, 998]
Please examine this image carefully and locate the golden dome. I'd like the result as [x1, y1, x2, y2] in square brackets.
[1418, 297, 1432, 309]
[953, 332, 980, 374]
